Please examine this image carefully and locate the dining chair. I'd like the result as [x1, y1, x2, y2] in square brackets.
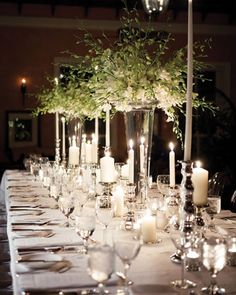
[208, 172, 227, 196]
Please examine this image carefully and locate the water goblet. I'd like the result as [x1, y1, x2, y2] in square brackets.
[58, 195, 74, 223]
[113, 228, 142, 294]
[206, 195, 221, 229]
[201, 237, 227, 294]
[87, 244, 115, 294]
[157, 174, 170, 197]
[170, 233, 196, 289]
[75, 215, 96, 254]
[96, 194, 114, 244]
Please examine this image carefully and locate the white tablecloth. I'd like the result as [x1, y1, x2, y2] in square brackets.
[1, 170, 236, 295]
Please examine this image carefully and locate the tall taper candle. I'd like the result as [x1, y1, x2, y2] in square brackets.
[104, 104, 111, 148]
[55, 112, 59, 143]
[95, 116, 99, 144]
[184, 0, 193, 161]
[61, 117, 66, 159]
[128, 139, 134, 184]
[169, 142, 175, 187]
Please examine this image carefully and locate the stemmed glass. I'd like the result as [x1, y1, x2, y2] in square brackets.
[75, 215, 96, 254]
[206, 195, 221, 229]
[96, 194, 114, 244]
[87, 244, 115, 294]
[170, 233, 196, 289]
[201, 237, 227, 294]
[31, 162, 40, 181]
[157, 174, 170, 198]
[113, 228, 142, 294]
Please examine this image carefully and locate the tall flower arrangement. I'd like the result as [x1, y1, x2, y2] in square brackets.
[36, 6, 214, 139]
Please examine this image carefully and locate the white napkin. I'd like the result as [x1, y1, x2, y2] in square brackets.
[14, 227, 83, 249]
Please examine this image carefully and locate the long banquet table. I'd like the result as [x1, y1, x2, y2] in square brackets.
[1, 169, 236, 295]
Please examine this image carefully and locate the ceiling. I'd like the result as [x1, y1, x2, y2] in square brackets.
[1, 0, 236, 24]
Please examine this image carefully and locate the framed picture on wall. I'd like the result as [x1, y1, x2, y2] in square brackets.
[7, 111, 38, 149]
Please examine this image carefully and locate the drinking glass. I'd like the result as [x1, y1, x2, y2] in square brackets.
[31, 162, 40, 181]
[170, 233, 196, 289]
[96, 194, 114, 244]
[87, 244, 115, 294]
[58, 195, 74, 221]
[201, 237, 227, 294]
[113, 229, 142, 294]
[206, 195, 221, 229]
[157, 174, 170, 197]
[75, 215, 96, 254]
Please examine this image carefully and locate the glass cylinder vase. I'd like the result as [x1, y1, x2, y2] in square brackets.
[124, 107, 154, 201]
[67, 117, 83, 167]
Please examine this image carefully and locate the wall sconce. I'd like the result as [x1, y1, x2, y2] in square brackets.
[142, 0, 169, 14]
[21, 78, 27, 105]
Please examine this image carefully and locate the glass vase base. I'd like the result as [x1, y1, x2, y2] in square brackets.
[171, 279, 196, 289]
[201, 286, 225, 295]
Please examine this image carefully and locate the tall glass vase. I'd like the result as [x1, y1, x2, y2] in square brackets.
[67, 117, 83, 167]
[124, 107, 154, 202]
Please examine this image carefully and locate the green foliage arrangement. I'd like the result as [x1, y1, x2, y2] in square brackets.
[36, 4, 215, 139]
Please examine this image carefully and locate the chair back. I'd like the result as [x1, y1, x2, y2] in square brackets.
[208, 172, 227, 196]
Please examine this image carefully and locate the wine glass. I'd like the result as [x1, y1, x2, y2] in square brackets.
[157, 174, 170, 197]
[170, 233, 196, 289]
[201, 237, 227, 294]
[31, 162, 40, 181]
[75, 215, 96, 254]
[113, 228, 142, 294]
[95, 194, 114, 244]
[58, 194, 74, 224]
[87, 244, 115, 294]
[206, 195, 221, 229]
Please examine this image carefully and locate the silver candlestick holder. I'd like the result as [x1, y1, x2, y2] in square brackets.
[124, 183, 137, 230]
[179, 161, 195, 235]
[55, 138, 61, 166]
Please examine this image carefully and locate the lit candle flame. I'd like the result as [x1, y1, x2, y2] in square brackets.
[140, 136, 145, 145]
[129, 139, 133, 149]
[21, 78, 26, 84]
[169, 142, 174, 151]
[196, 160, 201, 168]
[61, 117, 65, 123]
[54, 77, 58, 85]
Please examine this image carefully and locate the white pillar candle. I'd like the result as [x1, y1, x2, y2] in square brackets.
[192, 161, 209, 206]
[104, 104, 111, 148]
[55, 112, 59, 143]
[140, 136, 145, 174]
[100, 151, 115, 183]
[141, 212, 157, 243]
[112, 185, 124, 217]
[91, 133, 98, 163]
[69, 136, 80, 166]
[184, 0, 193, 161]
[61, 117, 66, 158]
[81, 134, 86, 164]
[128, 139, 134, 184]
[85, 140, 92, 163]
[169, 142, 175, 187]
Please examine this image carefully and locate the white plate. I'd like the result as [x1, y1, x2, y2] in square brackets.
[17, 253, 62, 270]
